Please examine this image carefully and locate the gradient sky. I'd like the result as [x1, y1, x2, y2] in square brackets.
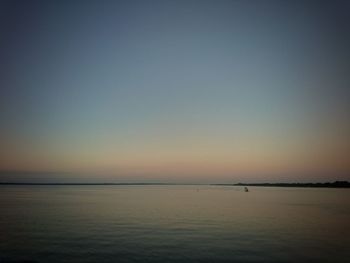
[1, 0, 349, 183]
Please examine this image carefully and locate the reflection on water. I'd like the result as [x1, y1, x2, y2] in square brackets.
[1, 185, 349, 262]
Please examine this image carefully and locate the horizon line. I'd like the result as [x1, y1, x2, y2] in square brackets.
[0, 181, 349, 188]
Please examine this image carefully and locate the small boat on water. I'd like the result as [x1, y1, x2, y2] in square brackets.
[244, 187, 249, 192]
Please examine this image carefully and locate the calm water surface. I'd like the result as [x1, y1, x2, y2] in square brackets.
[1, 185, 349, 262]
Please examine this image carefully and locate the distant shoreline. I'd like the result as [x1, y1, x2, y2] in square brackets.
[0, 181, 349, 188]
[213, 181, 350, 188]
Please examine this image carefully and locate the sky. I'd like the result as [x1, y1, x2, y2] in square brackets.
[0, 0, 349, 183]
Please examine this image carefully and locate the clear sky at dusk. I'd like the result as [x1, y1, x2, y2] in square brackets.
[1, 0, 349, 183]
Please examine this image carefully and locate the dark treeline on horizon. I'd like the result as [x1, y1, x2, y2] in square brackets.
[216, 181, 350, 188]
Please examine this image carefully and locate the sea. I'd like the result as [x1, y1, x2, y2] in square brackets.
[1, 185, 349, 262]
